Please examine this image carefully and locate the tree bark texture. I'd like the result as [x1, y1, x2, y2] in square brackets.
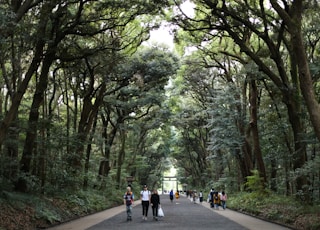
[249, 79, 267, 184]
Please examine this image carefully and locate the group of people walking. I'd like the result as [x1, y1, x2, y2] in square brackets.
[169, 189, 180, 202]
[186, 188, 227, 209]
[123, 185, 228, 221]
[208, 188, 227, 210]
[124, 185, 163, 221]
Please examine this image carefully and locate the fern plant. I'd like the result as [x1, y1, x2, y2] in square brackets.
[245, 170, 269, 198]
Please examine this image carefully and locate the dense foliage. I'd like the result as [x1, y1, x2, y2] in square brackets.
[0, 0, 179, 194]
[1, 0, 320, 229]
[170, 0, 320, 204]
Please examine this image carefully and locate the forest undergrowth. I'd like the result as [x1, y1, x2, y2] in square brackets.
[0, 190, 122, 230]
[0, 190, 319, 230]
[228, 192, 320, 230]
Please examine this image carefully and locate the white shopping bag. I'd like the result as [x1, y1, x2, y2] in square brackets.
[158, 206, 164, 217]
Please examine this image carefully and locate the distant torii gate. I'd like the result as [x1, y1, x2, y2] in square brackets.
[162, 176, 178, 192]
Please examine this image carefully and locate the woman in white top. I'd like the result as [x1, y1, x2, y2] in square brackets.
[140, 185, 151, 220]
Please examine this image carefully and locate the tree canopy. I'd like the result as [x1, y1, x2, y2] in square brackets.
[0, 0, 320, 209]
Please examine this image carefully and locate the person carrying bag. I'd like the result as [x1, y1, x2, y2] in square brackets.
[158, 205, 164, 217]
[150, 189, 160, 220]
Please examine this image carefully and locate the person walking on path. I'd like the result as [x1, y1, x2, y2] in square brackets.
[220, 191, 227, 210]
[199, 190, 203, 204]
[209, 188, 215, 208]
[123, 186, 134, 221]
[140, 185, 151, 220]
[192, 190, 197, 204]
[169, 189, 174, 202]
[213, 191, 221, 210]
[175, 190, 180, 199]
[150, 189, 160, 221]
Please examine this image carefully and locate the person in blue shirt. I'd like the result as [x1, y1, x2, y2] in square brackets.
[169, 189, 174, 202]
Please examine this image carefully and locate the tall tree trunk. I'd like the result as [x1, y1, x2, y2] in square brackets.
[4, 122, 19, 180]
[38, 95, 47, 192]
[271, 0, 320, 143]
[271, 0, 314, 201]
[71, 58, 106, 172]
[270, 158, 277, 192]
[64, 73, 71, 156]
[1, 34, 21, 181]
[249, 79, 267, 184]
[116, 123, 126, 189]
[73, 93, 105, 172]
[84, 114, 98, 190]
[237, 81, 254, 183]
[0, 41, 44, 147]
[17, 54, 55, 192]
[97, 111, 118, 189]
[0, 0, 52, 147]
[283, 91, 308, 196]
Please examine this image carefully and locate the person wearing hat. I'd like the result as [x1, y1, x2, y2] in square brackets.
[140, 185, 151, 220]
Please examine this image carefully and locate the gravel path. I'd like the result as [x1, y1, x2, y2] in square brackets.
[47, 195, 293, 230]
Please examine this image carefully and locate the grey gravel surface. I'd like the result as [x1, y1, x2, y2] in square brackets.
[48, 195, 293, 230]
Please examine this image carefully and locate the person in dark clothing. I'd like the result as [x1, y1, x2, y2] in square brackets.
[210, 188, 215, 208]
[150, 189, 160, 220]
[169, 189, 174, 202]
